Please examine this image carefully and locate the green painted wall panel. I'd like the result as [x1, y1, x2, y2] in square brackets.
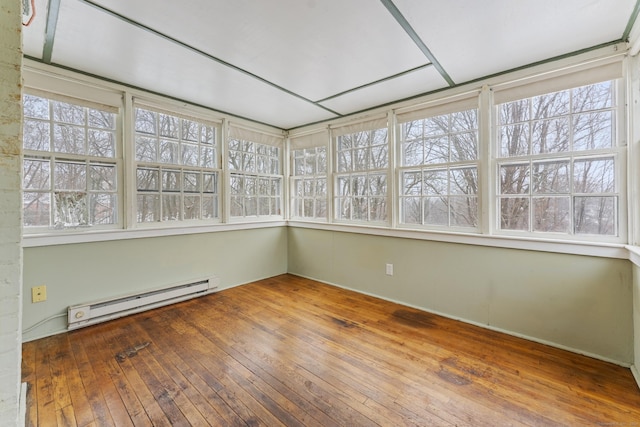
[23, 227, 287, 341]
[288, 227, 633, 364]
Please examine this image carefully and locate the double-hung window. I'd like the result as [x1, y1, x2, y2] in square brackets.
[134, 106, 220, 223]
[228, 126, 284, 218]
[333, 118, 389, 223]
[495, 71, 623, 239]
[290, 131, 328, 220]
[22, 93, 120, 230]
[398, 100, 480, 229]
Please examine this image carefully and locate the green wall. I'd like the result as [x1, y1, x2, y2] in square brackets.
[288, 227, 633, 365]
[22, 227, 288, 341]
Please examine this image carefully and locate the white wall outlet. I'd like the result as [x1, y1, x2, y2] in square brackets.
[386, 263, 394, 276]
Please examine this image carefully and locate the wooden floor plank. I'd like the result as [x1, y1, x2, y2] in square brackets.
[22, 274, 640, 426]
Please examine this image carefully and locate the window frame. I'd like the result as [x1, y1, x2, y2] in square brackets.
[22, 90, 123, 233]
[132, 103, 223, 227]
[332, 118, 390, 225]
[396, 99, 481, 232]
[492, 78, 627, 243]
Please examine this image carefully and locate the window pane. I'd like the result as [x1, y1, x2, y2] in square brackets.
[53, 124, 85, 154]
[88, 109, 115, 130]
[90, 164, 116, 191]
[181, 143, 198, 166]
[162, 194, 181, 220]
[533, 197, 570, 233]
[182, 120, 199, 141]
[402, 197, 422, 224]
[54, 192, 87, 227]
[424, 197, 448, 226]
[450, 167, 478, 195]
[450, 196, 478, 227]
[403, 171, 422, 195]
[573, 157, 615, 193]
[88, 129, 115, 157]
[450, 131, 477, 162]
[424, 170, 447, 195]
[425, 136, 448, 164]
[162, 170, 181, 192]
[135, 109, 156, 134]
[137, 168, 159, 191]
[403, 140, 423, 166]
[160, 139, 179, 164]
[499, 123, 530, 157]
[53, 101, 84, 125]
[184, 195, 201, 220]
[202, 196, 216, 219]
[136, 136, 157, 162]
[183, 171, 200, 193]
[23, 95, 49, 119]
[23, 159, 50, 190]
[573, 111, 613, 150]
[54, 162, 86, 190]
[158, 113, 178, 138]
[532, 117, 569, 154]
[23, 192, 50, 226]
[572, 81, 613, 112]
[500, 99, 530, 124]
[532, 160, 569, 194]
[90, 194, 117, 225]
[574, 196, 616, 235]
[137, 194, 158, 222]
[500, 197, 529, 230]
[23, 119, 50, 151]
[500, 164, 529, 195]
[532, 90, 570, 118]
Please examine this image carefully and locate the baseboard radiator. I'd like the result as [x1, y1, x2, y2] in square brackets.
[68, 276, 219, 330]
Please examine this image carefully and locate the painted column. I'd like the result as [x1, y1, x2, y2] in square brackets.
[0, 0, 23, 424]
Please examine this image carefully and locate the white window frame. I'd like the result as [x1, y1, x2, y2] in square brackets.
[492, 72, 627, 243]
[332, 117, 390, 225]
[290, 130, 330, 222]
[227, 125, 285, 221]
[22, 89, 123, 234]
[132, 102, 223, 227]
[396, 96, 481, 232]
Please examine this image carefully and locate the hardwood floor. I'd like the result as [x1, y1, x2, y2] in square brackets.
[22, 274, 640, 426]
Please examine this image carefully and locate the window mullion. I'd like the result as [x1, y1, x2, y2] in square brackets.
[479, 85, 493, 235]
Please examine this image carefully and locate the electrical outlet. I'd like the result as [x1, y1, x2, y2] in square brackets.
[386, 263, 394, 276]
[32, 285, 47, 303]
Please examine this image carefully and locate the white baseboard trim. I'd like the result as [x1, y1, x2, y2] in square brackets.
[19, 382, 27, 427]
[288, 272, 632, 368]
[632, 365, 640, 391]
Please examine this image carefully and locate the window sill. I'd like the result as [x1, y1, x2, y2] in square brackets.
[287, 220, 629, 259]
[22, 220, 287, 247]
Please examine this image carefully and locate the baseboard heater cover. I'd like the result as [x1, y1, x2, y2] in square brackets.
[68, 275, 219, 330]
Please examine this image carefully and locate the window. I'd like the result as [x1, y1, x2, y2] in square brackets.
[228, 127, 283, 218]
[134, 107, 220, 223]
[290, 132, 328, 220]
[496, 80, 620, 236]
[398, 105, 479, 229]
[334, 119, 389, 223]
[22, 94, 119, 230]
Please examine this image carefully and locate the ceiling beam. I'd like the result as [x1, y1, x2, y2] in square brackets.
[42, 0, 62, 63]
[379, 0, 455, 86]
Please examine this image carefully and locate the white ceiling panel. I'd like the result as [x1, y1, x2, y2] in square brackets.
[393, 0, 636, 84]
[87, 0, 430, 101]
[49, 0, 337, 129]
[21, 0, 49, 59]
[320, 66, 448, 116]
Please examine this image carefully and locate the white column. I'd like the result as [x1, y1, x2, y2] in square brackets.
[0, 0, 23, 425]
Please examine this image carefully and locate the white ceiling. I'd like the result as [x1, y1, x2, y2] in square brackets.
[22, 0, 639, 130]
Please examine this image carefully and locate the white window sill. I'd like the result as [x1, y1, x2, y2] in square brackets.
[288, 220, 629, 259]
[22, 220, 287, 247]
